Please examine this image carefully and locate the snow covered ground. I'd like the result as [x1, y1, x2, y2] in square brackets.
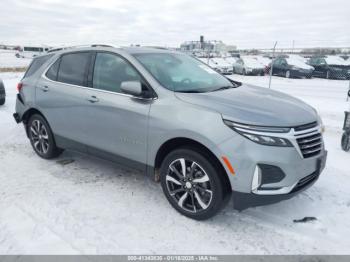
[0, 51, 31, 69]
[0, 72, 350, 255]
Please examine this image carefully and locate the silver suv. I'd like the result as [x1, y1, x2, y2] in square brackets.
[13, 46, 327, 220]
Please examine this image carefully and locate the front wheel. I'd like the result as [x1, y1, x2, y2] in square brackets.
[285, 70, 291, 78]
[341, 132, 350, 152]
[160, 148, 230, 220]
[28, 114, 64, 159]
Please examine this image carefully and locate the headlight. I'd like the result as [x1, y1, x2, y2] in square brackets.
[223, 120, 293, 147]
[316, 112, 325, 133]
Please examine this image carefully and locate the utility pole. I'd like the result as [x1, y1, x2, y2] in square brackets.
[292, 40, 295, 54]
[268, 41, 278, 89]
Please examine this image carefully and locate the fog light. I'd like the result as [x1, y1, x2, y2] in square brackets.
[252, 166, 261, 191]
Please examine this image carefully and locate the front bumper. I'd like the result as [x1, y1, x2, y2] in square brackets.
[246, 68, 264, 75]
[232, 150, 327, 210]
[215, 124, 327, 209]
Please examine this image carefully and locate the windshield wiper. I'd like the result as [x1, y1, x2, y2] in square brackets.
[211, 86, 234, 92]
[176, 90, 205, 93]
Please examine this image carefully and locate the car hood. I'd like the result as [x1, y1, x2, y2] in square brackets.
[175, 84, 318, 127]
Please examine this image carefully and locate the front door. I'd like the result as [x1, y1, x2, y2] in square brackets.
[82, 52, 153, 167]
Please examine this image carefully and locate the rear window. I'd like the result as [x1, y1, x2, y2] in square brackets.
[24, 54, 54, 78]
[57, 52, 91, 86]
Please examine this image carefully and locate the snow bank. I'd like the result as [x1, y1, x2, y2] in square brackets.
[0, 50, 32, 68]
[1, 72, 350, 254]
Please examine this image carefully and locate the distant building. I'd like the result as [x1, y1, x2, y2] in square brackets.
[180, 36, 236, 54]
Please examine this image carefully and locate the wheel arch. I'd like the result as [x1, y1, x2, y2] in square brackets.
[154, 137, 232, 193]
[21, 108, 48, 137]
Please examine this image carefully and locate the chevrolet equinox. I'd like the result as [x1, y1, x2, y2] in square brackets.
[13, 46, 327, 220]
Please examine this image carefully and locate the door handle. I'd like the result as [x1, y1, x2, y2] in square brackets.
[41, 86, 49, 92]
[87, 95, 99, 103]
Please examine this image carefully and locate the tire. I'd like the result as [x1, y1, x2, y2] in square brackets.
[285, 70, 291, 78]
[341, 132, 350, 152]
[0, 79, 5, 106]
[242, 69, 246, 76]
[160, 147, 230, 220]
[28, 114, 63, 159]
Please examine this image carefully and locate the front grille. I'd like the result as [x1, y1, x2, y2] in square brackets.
[296, 132, 323, 158]
[294, 121, 318, 132]
[290, 171, 319, 193]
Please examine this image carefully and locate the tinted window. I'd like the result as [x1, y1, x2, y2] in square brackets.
[93, 53, 142, 93]
[273, 58, 281, 66]
[45, 58, 60, 81]
[57, 52, 91, 86]
[25, 54, 53, 78]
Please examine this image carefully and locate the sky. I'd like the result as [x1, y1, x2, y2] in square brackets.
[1, 0, 349, 49]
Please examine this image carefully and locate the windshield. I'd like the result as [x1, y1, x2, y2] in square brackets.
[133, 53, 235, 93]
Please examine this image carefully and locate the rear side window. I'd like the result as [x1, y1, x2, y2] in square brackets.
[25, 54, 53, 78]
[57, 52, 91, 86]
[45, 58, 60, 81]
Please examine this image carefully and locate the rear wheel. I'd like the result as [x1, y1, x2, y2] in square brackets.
[341, 132, 350, 152]
[0, 79, 5, 105]
[160, 148, 230, 220]
[28, 114, 63, 159]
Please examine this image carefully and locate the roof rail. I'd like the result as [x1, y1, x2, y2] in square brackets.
[47, 44, 117, 53]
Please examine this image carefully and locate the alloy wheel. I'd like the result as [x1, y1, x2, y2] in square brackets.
[165, 158, 213, 213]
[30, 119, 50, 154]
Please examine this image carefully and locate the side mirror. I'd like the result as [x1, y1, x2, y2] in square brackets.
[120, 81, 142, 97]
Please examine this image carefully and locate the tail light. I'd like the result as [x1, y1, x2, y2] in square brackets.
[17, 82, 23, 92]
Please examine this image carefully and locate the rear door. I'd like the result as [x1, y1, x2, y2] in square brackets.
[272, 58, 281, 75]
[36, 51, 93, 149]
[82, 52, 152, 167]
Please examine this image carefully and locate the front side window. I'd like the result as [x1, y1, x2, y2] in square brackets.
[57, 52, 91, 86]
[93, 53, 142, 93]
[133, 53, 235, 93]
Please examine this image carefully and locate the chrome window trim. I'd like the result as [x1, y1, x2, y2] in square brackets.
[41, 55, 157, 101]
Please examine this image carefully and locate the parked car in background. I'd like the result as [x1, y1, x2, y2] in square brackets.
[232, 57, 265, 76]
[15, 46, 49, 59]
[0, 79, 5, 105]
[308, 56, 350, 80]
[209, 57, 233, 75]
[223, 56, 238, 66]
[198, 57, 233, 75]
[271, 56, 314, 78]
[13, 46, 327, 220]
[252, 56, 271, 74]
